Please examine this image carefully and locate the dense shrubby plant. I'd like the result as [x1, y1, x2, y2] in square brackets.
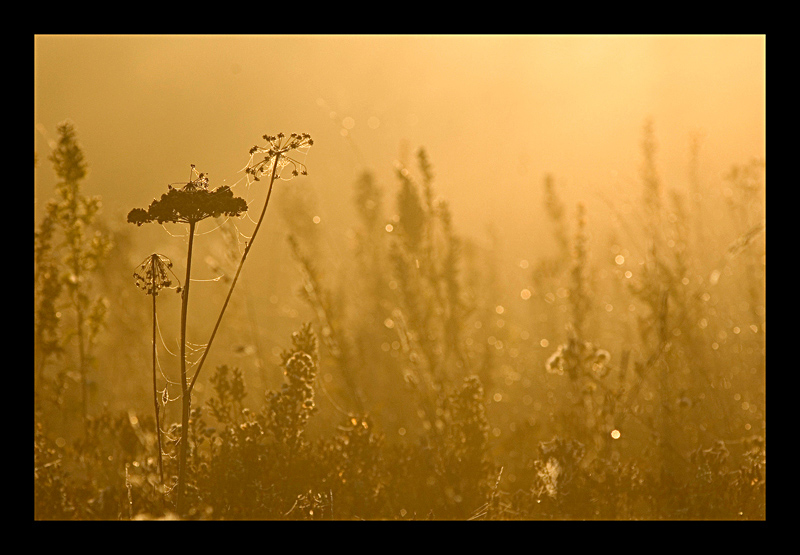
[34, 121, 112, 431]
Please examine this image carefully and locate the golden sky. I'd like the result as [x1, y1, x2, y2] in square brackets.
[34, 34, 765, 258]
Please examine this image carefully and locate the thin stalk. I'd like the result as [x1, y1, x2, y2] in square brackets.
[657, 288, 673, 478]
[150, 258, 165, 495]
[77, 303, 88, 436]
[188, 154, 282, 395]
[177, 220, 197, 516]
[71, 204, 89, 436]
[66, 182, 90, 437]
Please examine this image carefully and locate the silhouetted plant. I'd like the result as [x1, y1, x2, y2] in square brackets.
[187, 133, 313, 396]
[34, 121, 112, 431]
[127, 165, 247, 515]
[132, 253, 181, 492]
[35, 117, 766, 521]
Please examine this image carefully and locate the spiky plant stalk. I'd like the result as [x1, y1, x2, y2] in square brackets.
[39, 121, 112, 435]
[570, 202, 591, 339]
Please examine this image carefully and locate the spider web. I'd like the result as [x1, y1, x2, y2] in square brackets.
[145, 138, 314, 445]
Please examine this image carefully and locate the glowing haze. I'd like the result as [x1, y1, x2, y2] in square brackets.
[34, 34, 765, 258]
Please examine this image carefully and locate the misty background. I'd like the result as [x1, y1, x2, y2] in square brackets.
[34, 34, 765, 240]
[33, 33, 766, 407]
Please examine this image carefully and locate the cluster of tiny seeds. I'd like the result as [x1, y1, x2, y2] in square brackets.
[246, 133, 313, 180]
[169, 164, 209, 191]
[133, 254, 180, 296]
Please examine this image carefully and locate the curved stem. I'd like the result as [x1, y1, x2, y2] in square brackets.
[188, 154, 282, 395]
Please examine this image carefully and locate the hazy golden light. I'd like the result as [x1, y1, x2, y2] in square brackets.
[35, 34, 765, 256]
[34, 35, 765, 521]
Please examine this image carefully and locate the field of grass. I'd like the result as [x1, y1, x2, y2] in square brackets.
[34, 120, 765, 520]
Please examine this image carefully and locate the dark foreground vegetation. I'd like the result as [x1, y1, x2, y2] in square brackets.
[34, 121, 765, 520]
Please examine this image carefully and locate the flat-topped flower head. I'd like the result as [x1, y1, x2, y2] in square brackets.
[128, 165, 248, 226]
[245, 132, 313, 181]
[133, 253, 181, 296]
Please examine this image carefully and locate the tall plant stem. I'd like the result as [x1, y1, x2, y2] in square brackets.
[66, 183, 90, 437]
[187, 154, 282, 396]
[150, 259, 165, 496]
[177, 220, 197, 516]
[77, 304, 88, 436]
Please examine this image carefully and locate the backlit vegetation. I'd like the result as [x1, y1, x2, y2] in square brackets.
[34, 120, 765, 520]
